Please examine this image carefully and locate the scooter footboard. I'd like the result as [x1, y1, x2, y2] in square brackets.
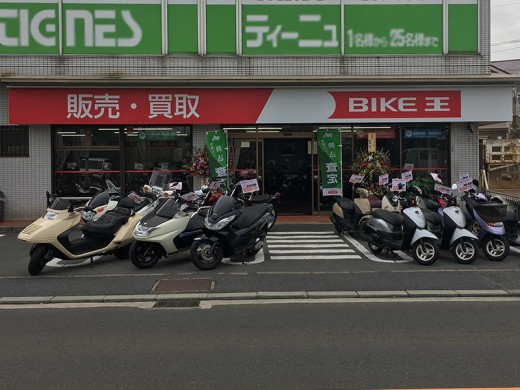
[449, 228, 478, 246]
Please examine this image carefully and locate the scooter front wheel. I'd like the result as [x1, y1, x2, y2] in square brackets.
[130, 242, 163, 269]
[452, 239, 479, 264]
[190, 239, 224, 270]
[482, 236, 509, 261]
[412, 239, 439, 265]
[28, 244, 51, 276]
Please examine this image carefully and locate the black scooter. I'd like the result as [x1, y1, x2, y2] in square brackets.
[189, 194, 273, 270]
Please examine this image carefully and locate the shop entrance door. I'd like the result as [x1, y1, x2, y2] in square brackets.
[228, 132, 315, 215]
[264, 138, 313, 215]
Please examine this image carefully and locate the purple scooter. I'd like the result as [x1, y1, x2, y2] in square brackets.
[462, 190, 509, 261]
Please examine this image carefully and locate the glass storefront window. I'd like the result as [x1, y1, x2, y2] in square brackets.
[124, 126, 192, 194]
[401, 125, 449, 180]
[53, 126, 192, 198]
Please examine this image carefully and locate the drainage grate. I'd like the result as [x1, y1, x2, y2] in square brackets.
[154, 300, 200, 308]
[153, 278, 213, 293]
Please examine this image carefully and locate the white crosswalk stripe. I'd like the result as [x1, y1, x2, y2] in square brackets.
[267, 231, 361, 260]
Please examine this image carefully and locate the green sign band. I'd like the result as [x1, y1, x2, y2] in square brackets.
[0, 0, 479, 55]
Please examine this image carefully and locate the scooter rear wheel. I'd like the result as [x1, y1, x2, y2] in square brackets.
[452, 239, 478, 264]
[412, 239, 439, 265]
[367, 242, 384, 254]
[28, 244, 50, 276]
[482, 236, 509, 261]
[190, 239, 224, 270]
[130, 242, 163, 269]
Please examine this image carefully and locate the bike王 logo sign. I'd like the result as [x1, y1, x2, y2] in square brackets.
[328, 91, 462, 119]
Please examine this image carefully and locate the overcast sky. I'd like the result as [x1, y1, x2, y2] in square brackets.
[491, 0, 520, 62]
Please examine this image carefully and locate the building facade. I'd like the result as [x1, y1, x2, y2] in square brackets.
[0, 0, 517, 220]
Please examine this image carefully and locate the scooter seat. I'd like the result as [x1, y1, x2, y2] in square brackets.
[233, 204, 269, 229]
[368, 195, 381, 209]
[250, 194, 272, 204]
[373, 209, 403, 226]
[82, 205, 132, 240]
[423, 209, 442, 225]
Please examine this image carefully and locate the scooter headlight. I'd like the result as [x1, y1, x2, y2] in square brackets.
[133, 223, 158, 237]
[43, 212, 57, 220]
[205, 215, 235, 230]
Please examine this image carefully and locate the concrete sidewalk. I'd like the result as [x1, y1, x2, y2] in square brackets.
[1, 289, 519, 306]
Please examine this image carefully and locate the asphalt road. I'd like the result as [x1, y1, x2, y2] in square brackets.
[2, 223, 520, 299]
[1, 301, 520, 389]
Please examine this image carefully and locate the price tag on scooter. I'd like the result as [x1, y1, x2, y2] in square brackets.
[181, 192, 199, 202]
[457, 177, 473, 192]
[240, 178, 260, 194]
[434, 183, 452, 195]
[208, 181, 222, 190]
[349, 174, 364, 184]
[379, 174, 389, 186]
[392, 178, 407, 192]
[401, 171, 413, 182]
[169, 182, 183, 190]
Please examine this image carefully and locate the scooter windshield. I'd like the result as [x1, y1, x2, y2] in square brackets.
[148, 169, 173, 191]
[209, 195, 238, 221]
[88, 191, 111, 209]
[155, 198, 182, 218]
[49, 197, 72, 211]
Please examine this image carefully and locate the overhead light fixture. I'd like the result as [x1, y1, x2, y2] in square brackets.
[57, 131, 77, 134]
[98, 128, 119, 131]
[61, 134, 86, 137]
[133, 127, 173, 131]
[352, 126, 392, 129]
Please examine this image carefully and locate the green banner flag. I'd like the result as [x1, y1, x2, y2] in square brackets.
[317, 129, 342, 196]
[206, 131, 228, 180]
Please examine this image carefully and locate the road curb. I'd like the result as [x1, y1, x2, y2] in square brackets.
[2, 289, 520, 305]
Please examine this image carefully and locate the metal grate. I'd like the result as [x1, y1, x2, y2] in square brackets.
[154, 300, 200, 308]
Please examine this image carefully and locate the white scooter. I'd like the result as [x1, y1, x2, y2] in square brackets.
[436, 184, 480, 264]
[130, 191, 211, 269]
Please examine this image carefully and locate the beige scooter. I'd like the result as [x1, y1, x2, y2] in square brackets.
[331, 187, 382, 234]
[18, 194, 157, 276]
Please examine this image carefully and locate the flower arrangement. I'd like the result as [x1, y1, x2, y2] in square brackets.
[351, 149, 391, 196]
[184, 147, 210, 177]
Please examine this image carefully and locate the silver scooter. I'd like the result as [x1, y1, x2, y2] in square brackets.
[364, 195, 440, 265]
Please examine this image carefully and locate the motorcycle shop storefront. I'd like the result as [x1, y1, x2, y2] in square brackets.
[8, 85, 513, 218]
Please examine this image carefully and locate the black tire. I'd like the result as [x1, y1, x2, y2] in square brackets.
[412, 239, 439, 265]
[114, 244, 131, 260]
[357, 216, 370, 235]
[130, 241, 163, 269]
[28, 244, 50, 276]
[190, 239, 224, 270]
[367, 241, 384, 254]
[470, 219, 480, 235]
[482, 235, 509, 261]
[452, 239, 479, 264]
